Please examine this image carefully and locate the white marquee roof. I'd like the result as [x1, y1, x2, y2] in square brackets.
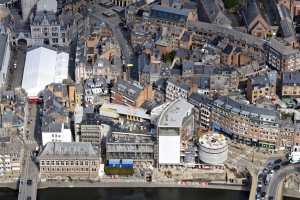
[22, 47, 69, 97]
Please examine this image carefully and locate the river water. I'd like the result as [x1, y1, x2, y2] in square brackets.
[0, 187, 298, 200]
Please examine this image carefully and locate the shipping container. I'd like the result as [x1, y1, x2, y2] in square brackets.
[121, 159, 133, 168]
[107, 159, 121, 168]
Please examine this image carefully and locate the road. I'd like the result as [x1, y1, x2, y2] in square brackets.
[267, 164, 300, 200]
[6, 44, 27, 90]
[18, 103, 40, 200]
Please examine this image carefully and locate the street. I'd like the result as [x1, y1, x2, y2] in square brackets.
[18, 103, 40, 200]
[266, 164, 300, 200]
[6, 44, 26, 90]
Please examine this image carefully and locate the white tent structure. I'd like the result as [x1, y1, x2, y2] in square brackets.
[22, 47, 69, 97]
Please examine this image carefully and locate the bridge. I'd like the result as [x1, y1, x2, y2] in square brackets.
[18, 103, 40, 200]
[18, 150, 38, 200]
[267, 164, 300, 200]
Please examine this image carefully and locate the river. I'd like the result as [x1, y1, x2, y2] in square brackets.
[0, 188, 298, 200]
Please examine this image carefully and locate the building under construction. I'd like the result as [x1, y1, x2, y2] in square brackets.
[106, 132, 155, 166]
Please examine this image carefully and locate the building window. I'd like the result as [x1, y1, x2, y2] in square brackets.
[33, 27, 40, 32]
[52, 27, 58, 32]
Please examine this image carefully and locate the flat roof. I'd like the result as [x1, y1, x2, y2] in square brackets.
[101, 103, 150, 120]
[158, 99, 193, 128]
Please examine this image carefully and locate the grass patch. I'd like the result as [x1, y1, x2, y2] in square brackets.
[223, 0, 239, 9]
[104, 167, 134, 175]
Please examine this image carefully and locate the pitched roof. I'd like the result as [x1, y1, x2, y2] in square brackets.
[39, 142, 98, 159]
[244, 0, 261, 26]
[149, 5, 190, 23]
[282, 71, 300, 85]
[0, 33, 7, 71]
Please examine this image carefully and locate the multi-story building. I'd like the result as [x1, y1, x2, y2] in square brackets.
[246, 71, 277, 103]
[243, 0, 271, 38]
[0, 136, 22, 177]
[41, 122, 72, 146]
[111, 80, 153, 107]
[100, 103, 150, 123]
[76, 123, 111, 150]
[106, 132, 155, 166]
[157, 99, 194, 166]
[30, 11, 69, 47]
[264, 39, 300, 71]
[0, 89, 27, 129]
[84, 76, 109, 106]
[39, 142, 100, 179]
[282, 71, 300, 97]
[189, 21, 300, 71]
[41, 83, 75, 146]
[198, 0, 231, 27]
[145, 5, 198, 28]
[111, 0, 137, 7]
[166, 79, 192, 101]
[211, 96, 280, 149]
[188, 93, 213, 130]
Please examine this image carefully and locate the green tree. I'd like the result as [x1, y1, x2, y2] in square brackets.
[223, 0, 239, 9]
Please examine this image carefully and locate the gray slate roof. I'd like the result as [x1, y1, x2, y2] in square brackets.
[214, 96, 278, 120]
[0, 34, 7, 71]
[149, 5, 190, 23]
[244, 0, 261, 26]
[39, 142, 98, 160]
[282, 71, 300, 85]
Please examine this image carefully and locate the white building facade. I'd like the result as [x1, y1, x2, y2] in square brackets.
[157, 99, 194, 166]
[42, 123, 72, 146]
